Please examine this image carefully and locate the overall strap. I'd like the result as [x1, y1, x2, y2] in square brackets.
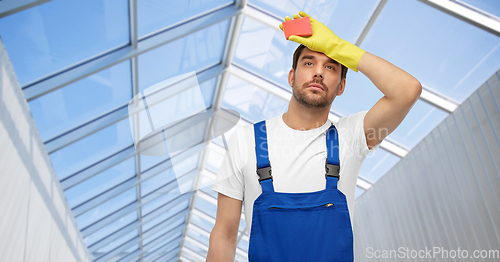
[325, 124, 341, 190]
[254, 120, 275, 193]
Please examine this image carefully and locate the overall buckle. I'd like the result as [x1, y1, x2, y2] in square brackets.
[256, 165, 272, 184]
[325, 159, 340, 181]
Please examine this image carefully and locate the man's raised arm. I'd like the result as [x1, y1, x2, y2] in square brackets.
[281, 11, 421, 149]
[358, 52, 421, 150]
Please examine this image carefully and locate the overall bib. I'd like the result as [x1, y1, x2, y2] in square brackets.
[248, 120, 354, 262]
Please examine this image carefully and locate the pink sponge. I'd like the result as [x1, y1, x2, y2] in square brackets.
[282, 17, 313, 40]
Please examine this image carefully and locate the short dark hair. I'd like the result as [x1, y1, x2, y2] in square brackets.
[292, 44, 347, 80]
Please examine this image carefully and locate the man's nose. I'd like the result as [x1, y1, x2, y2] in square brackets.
[313, 66, 323, 79]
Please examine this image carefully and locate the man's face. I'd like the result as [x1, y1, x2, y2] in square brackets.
[288, 47, 345, 109]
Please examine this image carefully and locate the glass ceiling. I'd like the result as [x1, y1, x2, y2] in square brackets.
[1, 0, 499, 261]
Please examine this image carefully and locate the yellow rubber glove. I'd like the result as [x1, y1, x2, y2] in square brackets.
[279, 11, 365, 72]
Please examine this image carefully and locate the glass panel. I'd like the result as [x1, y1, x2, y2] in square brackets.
[126, 245, 139, 252]
[143, 220, 184, 246]
[198, 172, 218, 199]
[209, 120, 242, 148]
[460, 0, 500, 17]
[194, 196, 216, 218]
[143, 236, 182, 261]
[384, 100, 448, 149]
[115, 244, 140, 262]
[204, 147, 224, 174]
[28, 60, 132, 141]
[179, 177, 195, 193]
[235, 252, 248, 262]
[184, 240, 207, 258]
[139, 122, 206, 173]
[189, 214, 214, 233]
[187, 227, 209, 247]
[200, 185, 218, 199]
[140, 154, 166, 173]
[200, 77, 217, 108]
[138, 19, 229, 92]
[153, 247, 180, 262]
[83, 211, 138, 247]
[141, 192, 176, 216]
[211, 136, 224, 147]
[91, 229, 138, 260]
[141, 167, 178, 197]
[359, 148, 400, 183]
[142, 190, 190, 217]
[354, 186, 365, 200]
[360, 0, 500, 103]
[146, 153, 199, 182]
[179, 253, 195, 261]
[182, 247, 204, 261]
[238, 218, 246, 233]
[0, 0, 129, 86]
[141, 154, 199, 196]
[233, 15, 293, 89]
[237, 237, 249, 252]
[75, 187, 137, 230]
[49, 118, 133, 180]
[65, 157, 136, 209]
[137, 0, 233, 38]
[222, 74, 289, 123]
[142, 200, 189, 232]
[180, 256, 194, 262]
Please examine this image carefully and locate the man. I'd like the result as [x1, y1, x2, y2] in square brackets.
[207, 11, 421, 261]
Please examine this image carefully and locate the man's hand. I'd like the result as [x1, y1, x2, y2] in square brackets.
[279, 11, 365, 72]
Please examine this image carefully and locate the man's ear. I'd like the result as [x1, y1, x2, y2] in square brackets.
[336, 78, 346, 96]
[288, 69, 294, 88]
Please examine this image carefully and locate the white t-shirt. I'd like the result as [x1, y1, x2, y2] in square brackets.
[211, 110, 381, 236]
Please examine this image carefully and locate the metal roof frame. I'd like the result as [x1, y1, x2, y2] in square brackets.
[0, 0, 50, 18]
[22, 3, 240, 101]
[419, 0, 500, 37]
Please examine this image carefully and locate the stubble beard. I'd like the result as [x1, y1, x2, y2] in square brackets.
[292, 79, 339, 110]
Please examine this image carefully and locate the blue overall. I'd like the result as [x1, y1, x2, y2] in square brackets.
[248, 120, 354, 262]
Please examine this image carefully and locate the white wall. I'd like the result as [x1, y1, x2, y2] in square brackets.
[352, 70, 500, 261]
[0, 37, 92, 262]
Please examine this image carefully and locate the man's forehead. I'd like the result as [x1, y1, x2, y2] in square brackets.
[299, 49, 339, 65]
